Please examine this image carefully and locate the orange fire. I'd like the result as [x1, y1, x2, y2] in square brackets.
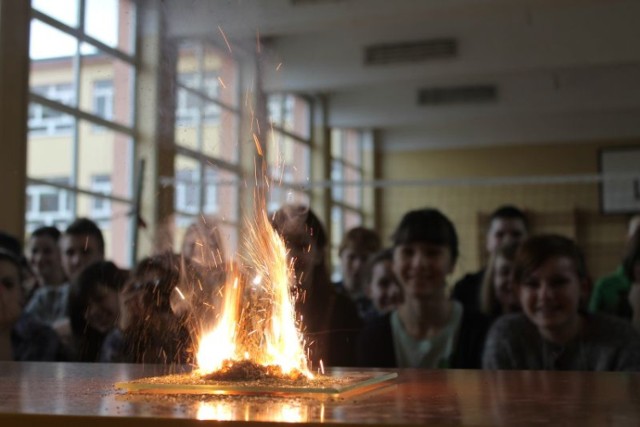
[195, 187, 312, 378]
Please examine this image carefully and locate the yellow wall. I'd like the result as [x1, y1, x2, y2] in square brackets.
[381, 139, 640, 282]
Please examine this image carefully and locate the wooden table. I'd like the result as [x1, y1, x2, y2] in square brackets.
[0, 362, 638, 426]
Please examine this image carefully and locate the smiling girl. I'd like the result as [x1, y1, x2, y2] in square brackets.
[483, 234, 640, 371]
[357, 208, 489, 369]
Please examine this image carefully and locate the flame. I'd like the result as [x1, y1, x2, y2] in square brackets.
[195, 156, 311, 378]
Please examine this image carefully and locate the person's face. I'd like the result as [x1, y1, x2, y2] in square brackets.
[340, 245, 373, 294]
[367, 259, 402, 314]
[393, 242, 454, 300]
[28, 235, 63, 283]
[0, 260, 23, 328]
[518, 256, 586, 334]
[486, 218, 527, 253]
[493, 255, 517, 310]
[85, 285, 119, 333]
[60, 234, 104, 282]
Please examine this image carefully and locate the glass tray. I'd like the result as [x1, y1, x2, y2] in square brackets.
[115, 371, 397, 396]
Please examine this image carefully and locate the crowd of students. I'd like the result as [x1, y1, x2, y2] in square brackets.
[1, 205, 639, 371]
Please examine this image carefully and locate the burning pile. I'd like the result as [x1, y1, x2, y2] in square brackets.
[193, 201, 313, 381]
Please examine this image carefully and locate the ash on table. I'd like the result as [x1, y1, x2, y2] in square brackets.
[201, 360, 308, 382]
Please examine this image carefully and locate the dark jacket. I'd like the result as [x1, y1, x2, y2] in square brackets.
[356, 307, 490, 369]
[451, 269, 485, 313]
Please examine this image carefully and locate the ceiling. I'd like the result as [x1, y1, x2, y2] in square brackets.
[164, 0, 640, 151]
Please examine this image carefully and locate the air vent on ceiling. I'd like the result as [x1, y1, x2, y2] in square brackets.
[291, 0, 347, 5]
[418, 85, 497, 106]
[364, 38, 457, 65]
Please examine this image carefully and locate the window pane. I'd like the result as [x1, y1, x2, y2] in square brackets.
[331, 128, 342, 158]
[267, 131, 310, 184]
[25, 181, 74, 234]
[85, 0, 136, 55]
[80, 44, 134, 127]
[202, 107, 238, 163]
[77, 120, 133, 199]
[32, 0, 79, 29]
[28, 109, 74, 179]
[344, 165, 362, 208]
[268, 94, 310, 139]
[330, 159, 344, 202]
[30, 19, 78, 63]
[174, 156, 201, 215]
[204, 167, 239, 224]
[203, 45, 238, 108]
[344, 210, 362, 230]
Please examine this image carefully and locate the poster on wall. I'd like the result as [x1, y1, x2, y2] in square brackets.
[599, 147, 640, 214]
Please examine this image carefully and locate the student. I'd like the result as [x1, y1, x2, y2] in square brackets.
[452, 205, 528, 313]
[357, 208, 489, 369]
[24, 226, 68, 325]
[623, 230, 640, 333]
[589, 215, 640, 318]
[100, 252, 197, 364]
[69, 261, 128, 362]
[333, 227, 381, 319]
[49, 219, 107, 348]
[271, 204, 362, 368]
[60, 218, 106, 283]
[483, 234, 640, 371]
[479, 241, 520, 321]
[0, 249, 66, 361]
[360, 248, 403, 319]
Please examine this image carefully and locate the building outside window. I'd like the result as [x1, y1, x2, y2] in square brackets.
[329, 128, 372, 281]
[266, 94, 311, 212]
[27, 0, 138, 266]
[172, 40, 242, 256]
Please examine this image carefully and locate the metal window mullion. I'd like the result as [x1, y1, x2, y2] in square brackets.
[27, 177, 132, 205]
[271, 125, 311, 146]
[128, 4, 142, 267]
[174, 145, 241, 174]
[175, 83, 240, 115]
[29, 93, 136, 136]
[68, 0, 85, 217]
[196, 44, 206, 212]
[31, 10, 137, 67]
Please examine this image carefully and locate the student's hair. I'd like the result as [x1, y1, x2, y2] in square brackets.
[0, 231, 23, 258]
[391, 208, 459, 264]
[76, 261, 128, 305]
[622, 229, 640, 282]
[488, 205, 529, 230]
[0, 248, 24, 284]
[271, 204, 327, 250]
[360, 247, 393, 289]
[31, 226, 61, 242]
[480, 241, 519, 315]
[338, 227, 381, 256]
[512, 234, 589, 285]
[65, 218, 105, 254]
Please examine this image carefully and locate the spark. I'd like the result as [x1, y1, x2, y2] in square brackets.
[217, 77, 227, 89]
[175, 287, 186, 300]
[218, 25, 232, 53]
[84, 236, 89, 250]
[253, 133, 264, 156]
[276, 63, 282, 71]
[252, 275, 262, 286]
[319, 360, 325, 375]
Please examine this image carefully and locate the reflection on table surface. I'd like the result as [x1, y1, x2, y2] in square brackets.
[0, 362, 639, 426]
